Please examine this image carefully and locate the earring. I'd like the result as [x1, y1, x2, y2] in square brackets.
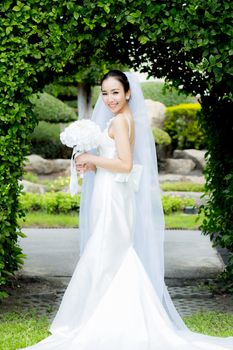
[126, 96, 130, 101]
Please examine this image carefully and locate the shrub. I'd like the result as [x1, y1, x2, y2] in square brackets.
[152, 127, 171, 146]
[20, 192, 194, 216]
[21, 193, 42, 212]
[30, 121, 72, 159]
[20, 192, 80, 214]
[161, 195, 196, 215]
[163, 103, 205, 150]
[44, 84, 78, 109]
[152, 127, 172, 169]
[31, 92, 77, 123]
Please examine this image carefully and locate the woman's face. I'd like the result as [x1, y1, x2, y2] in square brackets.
[101, 77, 130, 114]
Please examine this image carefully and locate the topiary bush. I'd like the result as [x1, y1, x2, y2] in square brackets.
[30, 93, 77, 159]
[152, 127, 172, 168]
[164, 103, 205, 150]
[31, 92, 77, 123]
[30, 121, 72, 159]
[152, 127, 171, 146]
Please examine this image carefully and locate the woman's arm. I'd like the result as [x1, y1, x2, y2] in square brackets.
[76, 116, 132, 173]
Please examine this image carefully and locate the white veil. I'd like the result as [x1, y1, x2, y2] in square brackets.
[79, 72, 186, 330]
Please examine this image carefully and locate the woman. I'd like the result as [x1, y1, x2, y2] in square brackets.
[22, 71, 233, 349]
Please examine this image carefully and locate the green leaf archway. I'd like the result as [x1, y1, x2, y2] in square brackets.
[0, 0, 232, 289]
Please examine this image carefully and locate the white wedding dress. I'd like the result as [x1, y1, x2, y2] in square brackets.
[22, 118, 233, 350]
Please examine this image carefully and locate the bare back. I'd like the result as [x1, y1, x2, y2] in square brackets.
[108, 114, 135, 153]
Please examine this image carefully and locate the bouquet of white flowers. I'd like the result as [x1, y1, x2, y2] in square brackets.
[60, 119, 101, 195]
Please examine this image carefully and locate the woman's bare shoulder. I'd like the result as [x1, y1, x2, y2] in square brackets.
[113, 113, 133, 124]
[112, 114, 128, 126]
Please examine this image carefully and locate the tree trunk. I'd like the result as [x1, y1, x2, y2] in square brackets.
[77, 83, 93, 119]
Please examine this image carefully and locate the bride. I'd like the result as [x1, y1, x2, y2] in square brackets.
[21, 70, 233, 349]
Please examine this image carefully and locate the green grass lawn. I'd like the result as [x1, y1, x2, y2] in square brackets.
[165, 213, 202, 229]
[19, 212, 201, 230]
[19, 212, 79, 228]
[0, 311, 232, 349]
[160, 182, 205, 192]
[0, 312, 49, 350]
[184, 311, 233, 337]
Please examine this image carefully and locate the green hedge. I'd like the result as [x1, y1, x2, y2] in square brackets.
[164, 103, 205, 150]
[30, 94, 76, 158]
[162, 196, 196, 215]
[20, 192, 80, 214]
[31, 92, 77, 123]
[19, 192, 195, 216]
[30, 121, 72, 159]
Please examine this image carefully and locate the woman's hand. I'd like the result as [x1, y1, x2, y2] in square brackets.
[76, 163, 85, 175]
[75, 153, 96, 173]
[84, 162, 97, 173]
[75, 152, 93, 165]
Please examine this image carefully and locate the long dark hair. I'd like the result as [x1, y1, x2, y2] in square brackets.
[101, 70, 130, 93]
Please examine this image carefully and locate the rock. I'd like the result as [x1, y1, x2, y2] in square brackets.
[24, 155, 70, 175]
[145, 99, 166, 129]
[20, 180, 46, 193]
[159, 173, 205, 184]
[173, 149, 206, 170]
[165, 158, 196, 175]
[51, 159, 71, 174]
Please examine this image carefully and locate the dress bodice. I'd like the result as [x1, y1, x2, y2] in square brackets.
[97, 118, 117, 159]
[96, 117, 142, 193]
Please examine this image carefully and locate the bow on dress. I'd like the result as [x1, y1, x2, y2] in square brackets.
[114, 164, 143, 192]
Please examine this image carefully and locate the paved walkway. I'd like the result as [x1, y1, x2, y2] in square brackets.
[19, 228, 224, 279]
[1, 228, 232, 320]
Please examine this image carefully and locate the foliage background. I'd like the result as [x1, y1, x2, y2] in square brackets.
[164, 103, 205, 151]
